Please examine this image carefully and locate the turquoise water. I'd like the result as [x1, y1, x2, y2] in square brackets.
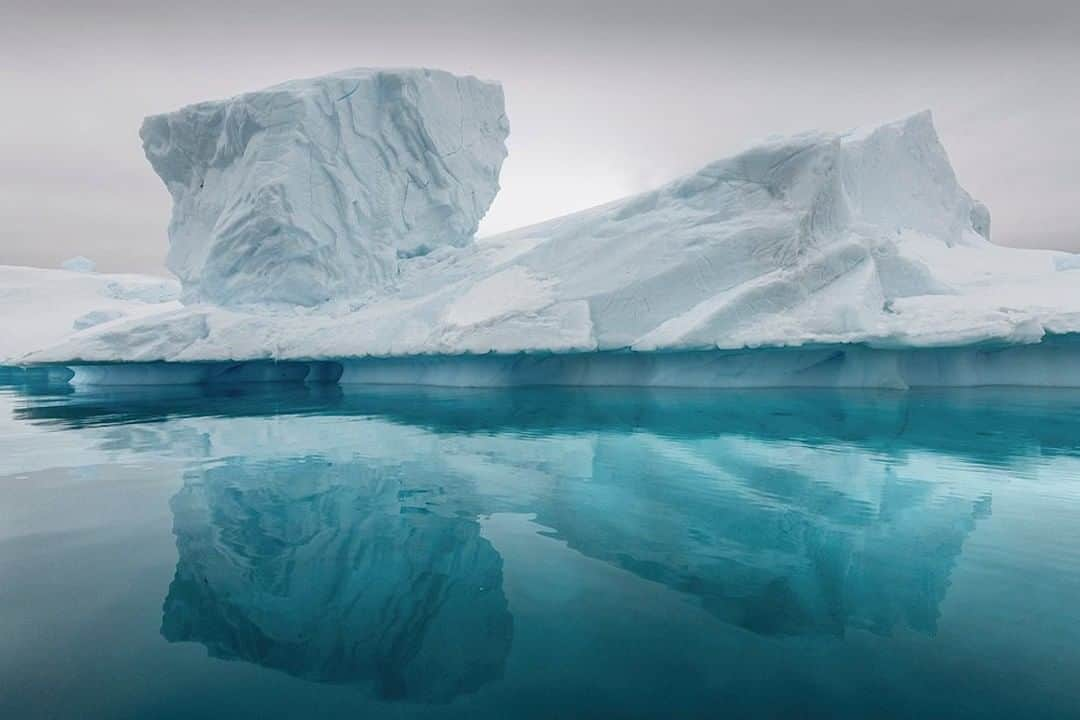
[2, 375, 1080, 718]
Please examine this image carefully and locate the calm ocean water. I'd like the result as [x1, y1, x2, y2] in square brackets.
[2, 374, 1079, 718]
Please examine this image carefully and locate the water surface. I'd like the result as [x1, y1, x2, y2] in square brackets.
[2, 376, 1079, 718]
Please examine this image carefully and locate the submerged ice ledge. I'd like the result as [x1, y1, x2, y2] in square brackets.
[66, 360, 344, 386]
[52, 334, 1080, 388]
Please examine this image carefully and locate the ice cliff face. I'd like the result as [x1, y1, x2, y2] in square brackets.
[141, 68, 508, 306]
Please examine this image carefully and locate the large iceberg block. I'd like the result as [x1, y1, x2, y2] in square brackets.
[141, 68, 509, 306]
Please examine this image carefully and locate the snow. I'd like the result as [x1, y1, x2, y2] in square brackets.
[443, 266, 555, 327]
[73, 309, 126, 331]
[0, 265, 180, 365]
[4, 88, 1080, 387]
[142, 67, 508, 306]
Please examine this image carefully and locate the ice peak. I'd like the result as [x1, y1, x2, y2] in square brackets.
[843, 109, 935, 140]
[838, 110, 987, 245]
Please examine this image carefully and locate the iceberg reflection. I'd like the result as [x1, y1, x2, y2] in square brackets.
[529, 436, 992, 636]
[7, 382, 1074, 692]
[162, 459, 512, 702]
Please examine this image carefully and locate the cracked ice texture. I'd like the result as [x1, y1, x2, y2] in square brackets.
[141, 68, 509, 306]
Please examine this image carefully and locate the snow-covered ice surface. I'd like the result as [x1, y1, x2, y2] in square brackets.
[142, 67, 508, 306]
[6, 88, 1080, 387]
[0, 265, 180, 365]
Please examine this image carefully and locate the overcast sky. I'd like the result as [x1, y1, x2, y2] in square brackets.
[2, 0, 1078, 274]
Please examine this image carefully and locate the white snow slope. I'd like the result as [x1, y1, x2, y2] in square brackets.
[141, 67, 509, 306]
[0, 265, 180, 365]
[7, 97, 1080, 387]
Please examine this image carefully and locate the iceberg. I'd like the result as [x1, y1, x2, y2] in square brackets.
[141, 67, 508, 306]
[61, 256, 96, 273]
[6, 68, 1080, 387]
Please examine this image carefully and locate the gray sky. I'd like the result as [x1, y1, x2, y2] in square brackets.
[2, 0, 1078, 274]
